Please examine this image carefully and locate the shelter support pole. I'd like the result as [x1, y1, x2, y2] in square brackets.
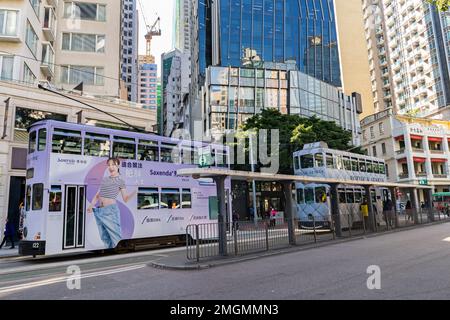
[330, 183, 342, 237]
[389, 187, 399, 228]
[214, 176, 227, 256]
[365, 185, 376, 232]
[282, 181, 296, 245]
[410, 188, 419, 224]
[426, 188, 434, 222]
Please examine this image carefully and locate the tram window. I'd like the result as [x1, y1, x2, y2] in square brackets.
[343, 156, 351, 171]
[28, 131, 36, 154]
[38, 129, 47, 151]
[300, 154, 314, 169]
[137, 188, 159, 210]
[367, 161, 374, 173]
[335, 156, 344, 170]
[85, 133, 110, 157]
[315, 187, 327, 203]
[379, 163, 386, 174]
[374, 162, 380, 174]
[52, 130, 82, 155]
[359, 159, 366, 172]
[339, 191, 346, 203]
[326, 153, 334, 168]
[294, 156, 299, 170]
[181, 147, 196, 165]
[355, 190, 362, 203]
[215, 152, 227, 167]
[32, 183, 43, 211]
[25, 185, 31, 211]
[315, 153, 324, 167]
[161, 143, 179, 163]
[161, 188, 180, 209]
[371, 190, 377, 203]
[113, 138, 136, 159]
[297, 189, 304, 204]
[49, 185, 62, 212]
[351, 158, 358, 171]
[138, 140, 159, 162]
[182, 189, 192, 208]
[305, 188, 314, 204]
[346, 191, 355, 204]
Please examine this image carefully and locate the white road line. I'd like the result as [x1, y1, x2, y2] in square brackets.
[0, 264, 145, 295]
[442, 237, 450, 242]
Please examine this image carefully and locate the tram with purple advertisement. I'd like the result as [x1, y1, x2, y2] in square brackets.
[19, 120, 231, 256]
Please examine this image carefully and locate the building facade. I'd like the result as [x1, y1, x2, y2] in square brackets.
[0, 80, 156, 242]
[138, 56, 158, 110]
[362, 0, 450, 116]
[361, 109, 450, 205]
[162, 49, 191, 137]
[173, 0, 191, 53]
[203, 65, 362, 145]
[0, 0, 122, 98]
[120, 0, 139, 102]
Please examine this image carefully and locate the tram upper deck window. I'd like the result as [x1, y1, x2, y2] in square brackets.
[28, 131, 36, 154]
[315, 187, 327, 203]
[305, 188, 314, 204]
[379, 163, 386, 174]
[52, 129, 82, 155]
[300, 154, 314, 169]
[297, 189, 304, 204]
[85, 133, 110, 157]
[339, 190, 346, 203]
[160, 143, 180, 163]
[374, 162, 380, 174]
[351, 158, 359, 171]
[113, 136, 136, 159]
[38, 128, 47, 151]
[137, 188, 159, 210]
[326, 153, 334, 169]
[315, 153, 324, 167]
[294, 156, 299, 170]
[343, 156, 351, 171]
[138, 140, 159, 162]
[355, 190, 362, 203]
[359, 159, 366, 172]
[215, 152, 227, 167]
[367, 161, 374, 173]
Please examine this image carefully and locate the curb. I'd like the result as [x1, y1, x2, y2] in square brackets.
[149, 220, 450, 270]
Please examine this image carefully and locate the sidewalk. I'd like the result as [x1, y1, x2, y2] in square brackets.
[0, 247, 19, 258]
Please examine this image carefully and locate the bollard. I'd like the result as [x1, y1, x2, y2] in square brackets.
[312, 216, 317, 243]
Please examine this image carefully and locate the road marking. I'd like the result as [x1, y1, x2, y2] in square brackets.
[0, 264, 145, 295]
[442, 237, 450, 242]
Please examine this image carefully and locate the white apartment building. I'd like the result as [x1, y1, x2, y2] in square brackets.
[138, 55, 158, 110]
[0, 0, 122, 98]
[361, 109, 450, 205]
[362, 0, 450, 116]
[161, 49, 191, 137]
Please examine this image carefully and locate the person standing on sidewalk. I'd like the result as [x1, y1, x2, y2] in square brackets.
[0, 218, 15, 249]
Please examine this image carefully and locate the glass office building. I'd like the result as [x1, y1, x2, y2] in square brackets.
[193, 0, 342, 88]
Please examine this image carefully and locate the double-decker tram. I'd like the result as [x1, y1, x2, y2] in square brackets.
[293, 142, 388, 229]
[20, 120, 231, 256]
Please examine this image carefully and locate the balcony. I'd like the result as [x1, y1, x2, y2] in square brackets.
[43, 7, 57, 42]
[40, 43, 55, 77]
[398, 172, 410, 179]
[396, 148, 406, 155]
[412, 148, 424, 152]
[433, 174, 448, 179]
[415, 172, 428, 178]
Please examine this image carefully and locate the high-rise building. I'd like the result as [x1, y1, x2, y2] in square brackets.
[0, 0, 123, 98]
[173, 0, 191, 53]
[334, 0, 374, 119]
[362, 0, 450, 116]
[161, 49, 191, 136]
[138, 55, 158, 110]
[121, 0, 139, 102]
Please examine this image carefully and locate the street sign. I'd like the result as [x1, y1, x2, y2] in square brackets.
[419, 179, 428, 186]
[198, 146, 212, 168]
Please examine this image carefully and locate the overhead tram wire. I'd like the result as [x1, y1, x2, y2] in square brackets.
[37, 84, 150, 134]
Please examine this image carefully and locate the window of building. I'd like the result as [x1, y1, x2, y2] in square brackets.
[23, 62, 36, 84]
[26, 21, 38, 57]
[60, 65, 104, 85]
[62, 33, 105, 53]
[382, 143, 386, 155]
[0, 10, 18, 36]
[29, 0, 41, 17]
[64, 2, 106, 21]
[379, 122, 384, 135]
[370, 126, 375, 139]
[372, 146, 377, 157]
[0, 56, 14, 80]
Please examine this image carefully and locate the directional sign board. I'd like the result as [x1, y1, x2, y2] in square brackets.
[419, 179, 428, 186]
[198, 146, 212, 168]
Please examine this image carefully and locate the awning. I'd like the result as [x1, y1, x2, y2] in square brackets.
[395, 135, 404, 141]
[397, 158, 407, 163]
[413, 157, 426, 163]
[410, 135, 423, 140]
[433, 192, 450, 197]
[428, 136, 443, 142]
[431, 158, 447, 163]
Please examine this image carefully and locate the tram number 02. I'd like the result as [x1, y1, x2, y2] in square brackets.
[32, 242, 40, 249]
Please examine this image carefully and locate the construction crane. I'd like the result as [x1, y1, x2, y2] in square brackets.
[138, 0, 161, 57]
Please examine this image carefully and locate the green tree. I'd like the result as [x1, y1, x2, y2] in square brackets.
[239, 109, 363, 174]
[426, 0, 450, 11]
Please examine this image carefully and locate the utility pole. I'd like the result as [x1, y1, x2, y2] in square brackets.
[249, 132, 258, 226]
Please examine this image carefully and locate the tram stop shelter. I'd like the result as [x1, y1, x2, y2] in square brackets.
[177, 168, 433, 256]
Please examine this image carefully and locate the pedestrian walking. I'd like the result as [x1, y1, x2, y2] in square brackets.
[0, 218, 15, 249]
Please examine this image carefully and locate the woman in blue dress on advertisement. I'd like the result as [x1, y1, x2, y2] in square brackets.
[87, 158, 136, 249]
